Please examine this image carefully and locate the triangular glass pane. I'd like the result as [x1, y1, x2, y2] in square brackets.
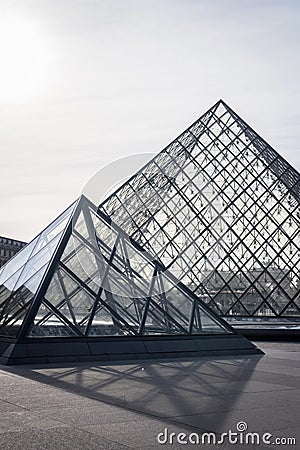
[30, 202, 75, 258]
[90, 208, 118, 249]
[14, 232, 63, 291]
[192, 300, 232, 334]
[212, 291, 238, 315]
[66, 289, 95, 328]
[101, 289, 145, 330]
[73, 210, 89, 240]
[150, 274, 192, 330]
[226, 299, 251, 316]
[112, 242, 154, 295]
[61, 234, 105, 295]
[0, 265, 48, 337]
[142, 299, 186, 335]
[0, 237, 39, 288]
[42, 267, 96, 333]
[0, 265, 25, 307]
[282, 301, 300, 316]
[44, 269, 66, 309]
[88, 300, 135, 336]
[239, 284, 271, 314]
[252, 300, 277, 317]
[29, 302, 78, 337]
[0, 203, 74, 305]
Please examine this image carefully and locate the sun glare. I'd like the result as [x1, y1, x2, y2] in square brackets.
[0, 15, 51, 104]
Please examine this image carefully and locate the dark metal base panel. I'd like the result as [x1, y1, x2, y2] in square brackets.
[0, 334, 263, 365]
[237, 328, 300, 341]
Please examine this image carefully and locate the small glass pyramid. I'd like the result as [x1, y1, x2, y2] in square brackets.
[0, 196, 233, 339]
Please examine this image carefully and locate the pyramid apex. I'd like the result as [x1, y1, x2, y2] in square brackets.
[216, 98, 229, 107]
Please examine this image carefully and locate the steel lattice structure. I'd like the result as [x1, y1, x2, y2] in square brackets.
[99, 100, 300, 323]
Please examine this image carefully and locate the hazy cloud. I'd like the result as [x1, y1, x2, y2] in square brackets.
[0, 0, 299, 241]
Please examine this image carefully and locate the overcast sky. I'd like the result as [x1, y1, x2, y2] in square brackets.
[0, 0, 299, 242]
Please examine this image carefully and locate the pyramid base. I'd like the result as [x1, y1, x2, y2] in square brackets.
[236, 328, 300, 341]
[0, 334, 263, 365]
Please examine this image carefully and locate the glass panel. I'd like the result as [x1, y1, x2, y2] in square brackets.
[73, 211, 89, 240]
[0, 202, 74, 288]
[105, 256, 150, 300]
[112, 239, 155, 294]
[88, 301, 133, 336]
[0, 266, 24, 307]
[14, 231, 63, 291]
[152, 287, 192, 330]
[64, 289, 95, 327]
[101, 289, 144, 329]
[142, 300, 184, 335]
[61, 233, 82, 264]
[0, 237, 38, 286]
[89, 208, 118, 249]
[44, 270, 66, 310]
[0, 296, 30, 337]
[0, 265, 48, 337]
[40, 266, 96, 333]
[62, 234, 105, 295]
[29, 302, 78, 337]
[192, 301, 231, 334]
[283, 302, 300, 316]
[30, 202, 74, 258]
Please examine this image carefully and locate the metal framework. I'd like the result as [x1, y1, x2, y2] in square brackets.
[0, 196, 234, 339]
[99, 100, 300, 324]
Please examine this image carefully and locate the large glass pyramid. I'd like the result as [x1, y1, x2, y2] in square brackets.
[0, 195, 260, 364]
[99, 100, 300, 325]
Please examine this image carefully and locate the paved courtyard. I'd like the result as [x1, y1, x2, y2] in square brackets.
[0, 341, 299, 449]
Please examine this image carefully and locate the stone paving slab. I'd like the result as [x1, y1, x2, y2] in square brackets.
[0, 342, 298, 449]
